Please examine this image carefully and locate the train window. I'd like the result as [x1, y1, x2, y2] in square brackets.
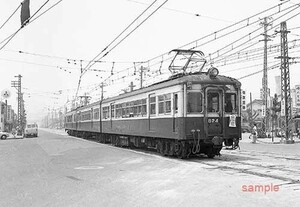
[150, 96, 156, 115]
[174, 93, 178, 114]
[122, 103, 126, 117]
[158, 95, 164, 114]
[103, 106, 110, 119]
[81, 110, 91, 121]
[111, 104, 115, 118]
[94, 108, 100, 120]
[187, 92, 203, 113]
[141, 99, 147, 116]
[225, 93, 236, 113]
[133, 100, 139, 116]
[116, 104, 122, 118]
[207, 92, 219, 112]
[158, 94, 171, 114]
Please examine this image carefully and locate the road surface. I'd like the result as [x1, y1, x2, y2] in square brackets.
[0, 129, 299, 207]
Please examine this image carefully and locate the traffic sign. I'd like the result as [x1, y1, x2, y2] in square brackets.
[1, 89, 11, 99]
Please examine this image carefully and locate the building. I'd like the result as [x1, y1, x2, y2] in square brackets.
[0, 102, 17, 132]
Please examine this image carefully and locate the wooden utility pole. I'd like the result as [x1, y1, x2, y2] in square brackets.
[11, 75, 24, 135]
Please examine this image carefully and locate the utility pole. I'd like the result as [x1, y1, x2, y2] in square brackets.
[140, 66, 144, 88]
[250, 92, 253, 126]
[260, 17, 272, 135]
[276, 21, 293, 143]
[100, 82, 105, 101]
[129, 82, 135, 92]
[11, 75, 24, 135]
[139, 66, 148, 89]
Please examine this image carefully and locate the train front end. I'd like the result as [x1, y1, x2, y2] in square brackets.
[184, 68, 242, 158]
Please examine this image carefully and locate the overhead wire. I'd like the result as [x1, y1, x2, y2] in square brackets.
[0, 0, 51, 51]
[75, 0, 169, 98]
[99, 0, 293, 82]
[127, 0, 232, 23]
[0, 0, 63, 51]
[0, 3, 22, 31]
[81, 0, 160, 76]
[205, 3, 300, 66]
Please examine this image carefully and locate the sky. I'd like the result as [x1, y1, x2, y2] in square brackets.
[0, 0, 300, 123]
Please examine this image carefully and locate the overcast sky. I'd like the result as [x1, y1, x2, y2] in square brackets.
[1, 0, 300, 122]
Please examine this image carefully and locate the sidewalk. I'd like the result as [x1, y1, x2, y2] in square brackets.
[241, 133, 300, 144]
[257, 136, 300, 144]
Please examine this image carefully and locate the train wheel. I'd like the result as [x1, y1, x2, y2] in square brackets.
[157, 140, 166, 156]
[175, 142, 188, 159]
[207, 153, 215, 159]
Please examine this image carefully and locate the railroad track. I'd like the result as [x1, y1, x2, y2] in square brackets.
[189, 150, 300, 191]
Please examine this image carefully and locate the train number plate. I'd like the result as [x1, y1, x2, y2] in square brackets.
[207, 118, 219, 124]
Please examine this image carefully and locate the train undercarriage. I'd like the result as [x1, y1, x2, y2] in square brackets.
[66, 130, 237, 159]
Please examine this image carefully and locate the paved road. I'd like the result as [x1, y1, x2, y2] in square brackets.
[0, 129, 299, 207]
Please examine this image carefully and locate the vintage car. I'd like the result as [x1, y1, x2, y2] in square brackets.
[24, 123, 38, 138]
[0, 131, 9, 140]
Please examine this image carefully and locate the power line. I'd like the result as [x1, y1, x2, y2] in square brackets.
[127, 0, 232, 23]
[82, 0, 160, 75]
[0, 3, 22, 31]
[115, 0, 293, 77]
[0, 0, 63, 51]
[75, 0, 169, 99]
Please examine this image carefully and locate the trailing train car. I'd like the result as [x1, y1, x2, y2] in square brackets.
[65, 67, 242, 158]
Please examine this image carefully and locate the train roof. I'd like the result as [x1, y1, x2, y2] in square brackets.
[70, 72, 241, 112]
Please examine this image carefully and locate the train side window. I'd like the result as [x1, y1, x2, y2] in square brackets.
[116, 104, 122, 118]
[207, 92, 219, 112]
[103, 106, 110, 119]
[158, 95, 164, 114]
[111, 104, 115, 118]
[174, 93, 178, 114]
[141, 99, 147, 116]
[225, 93, 236, 113]
[122, 103, 126, 118]
[150, 96, 156, 116]
[158, 94, 171, 114]
[94, 108, 100, 119]
[187, 92, 203, 113]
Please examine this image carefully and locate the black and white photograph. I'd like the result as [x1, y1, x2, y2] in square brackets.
[1, 0, 300, 206]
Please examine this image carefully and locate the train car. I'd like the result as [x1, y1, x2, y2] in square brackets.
[65, 67, 242, 158]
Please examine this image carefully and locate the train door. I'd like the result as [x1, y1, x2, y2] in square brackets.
[172, 93, 179, 132]
[91, 108, 93, 130]
[205, 88, 223, 135]
[148, 94, 156, 131]
[75, 111, 79, 130]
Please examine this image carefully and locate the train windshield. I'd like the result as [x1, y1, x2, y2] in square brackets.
[225, 93, 237, 113]
[207, 92, 219, 112]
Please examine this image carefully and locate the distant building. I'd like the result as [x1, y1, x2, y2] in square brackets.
[291, 85, 300, 116]
[246, 99, 264, 119]
[0, 102, 17, 132]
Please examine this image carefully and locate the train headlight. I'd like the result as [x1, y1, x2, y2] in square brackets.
[208, 67, 219, 78]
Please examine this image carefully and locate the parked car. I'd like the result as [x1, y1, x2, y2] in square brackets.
[24, 123, 38, 138]
[0, 131, 9, 140]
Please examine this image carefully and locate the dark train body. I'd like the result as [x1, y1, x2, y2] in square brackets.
[65, 68, 242, 158]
